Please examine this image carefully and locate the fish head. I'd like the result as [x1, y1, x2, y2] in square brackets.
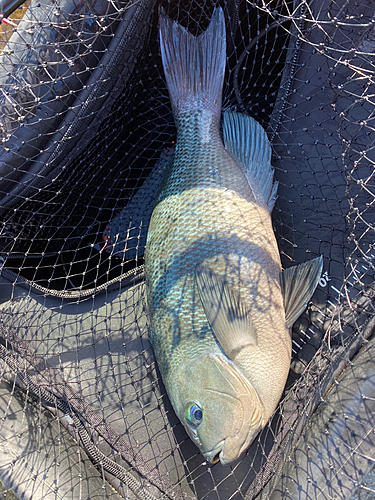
[172, 353, 265, 466]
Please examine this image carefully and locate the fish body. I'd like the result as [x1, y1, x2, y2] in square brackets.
[145, 8, 322, 465]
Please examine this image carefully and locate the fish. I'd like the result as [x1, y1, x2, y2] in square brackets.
[144, 7, 323, 466]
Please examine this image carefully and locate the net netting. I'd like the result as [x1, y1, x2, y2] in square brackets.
[0, 0, 374, 498]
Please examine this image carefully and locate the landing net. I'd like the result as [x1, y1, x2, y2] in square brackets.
[0, 1, 374, 499]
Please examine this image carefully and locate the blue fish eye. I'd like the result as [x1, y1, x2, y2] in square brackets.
[186, 403, 203, 426]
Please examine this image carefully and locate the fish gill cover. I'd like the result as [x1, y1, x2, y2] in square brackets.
[0, 0, 373, 499]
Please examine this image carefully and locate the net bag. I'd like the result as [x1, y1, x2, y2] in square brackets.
[0, 0, 374, 499]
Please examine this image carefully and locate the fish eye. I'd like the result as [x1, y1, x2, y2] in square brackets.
[185, 403, 203, 427]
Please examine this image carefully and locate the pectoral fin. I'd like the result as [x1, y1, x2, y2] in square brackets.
[280, 256, 323, 328]
[195, 263, 257, 360]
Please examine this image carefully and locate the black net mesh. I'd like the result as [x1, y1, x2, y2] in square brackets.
[0, 0, 374, 499]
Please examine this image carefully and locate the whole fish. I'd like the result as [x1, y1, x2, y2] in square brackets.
[145, 7, 322, 466]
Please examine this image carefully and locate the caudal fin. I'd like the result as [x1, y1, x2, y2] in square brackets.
[159, 7, 226, 118]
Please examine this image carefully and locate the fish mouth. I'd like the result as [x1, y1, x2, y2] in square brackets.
[204, 434, 253, 466]
[204, 440, 225, 465]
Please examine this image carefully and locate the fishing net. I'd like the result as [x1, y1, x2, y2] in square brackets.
[0, 0, 374, 498]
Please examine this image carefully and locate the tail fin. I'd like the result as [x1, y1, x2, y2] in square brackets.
[159, 7, 226, 118]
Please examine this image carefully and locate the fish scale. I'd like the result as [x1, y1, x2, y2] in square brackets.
[145, 107, 288, 434]
[157, 112, 254, 201]
[145, 7, 322, 465]
[147, 112, 281, 339]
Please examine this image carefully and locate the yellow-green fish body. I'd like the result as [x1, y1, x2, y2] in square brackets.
[145, 8, 322, 465]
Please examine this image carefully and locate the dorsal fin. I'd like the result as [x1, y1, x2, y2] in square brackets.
[222, 111, 277, 212]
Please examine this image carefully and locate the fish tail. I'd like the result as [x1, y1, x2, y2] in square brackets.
[159, 7, 226, 118]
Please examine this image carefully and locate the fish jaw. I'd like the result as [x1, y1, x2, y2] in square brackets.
[203, 440, 225, 465]
[217, 424, 264, 466]
[169, 353, 266, 466]
[203, 428, 262, 466]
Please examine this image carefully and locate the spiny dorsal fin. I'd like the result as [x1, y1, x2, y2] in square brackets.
[195, 263, 257, 360]
[280, 256, 323, 328]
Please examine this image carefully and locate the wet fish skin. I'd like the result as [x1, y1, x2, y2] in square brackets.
[146, 109, 288, 464]
[146, 106, 287, 384]
[145, 7, 320, 466]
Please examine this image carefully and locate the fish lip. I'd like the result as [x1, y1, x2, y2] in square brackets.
[203, 440, 225, 465]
